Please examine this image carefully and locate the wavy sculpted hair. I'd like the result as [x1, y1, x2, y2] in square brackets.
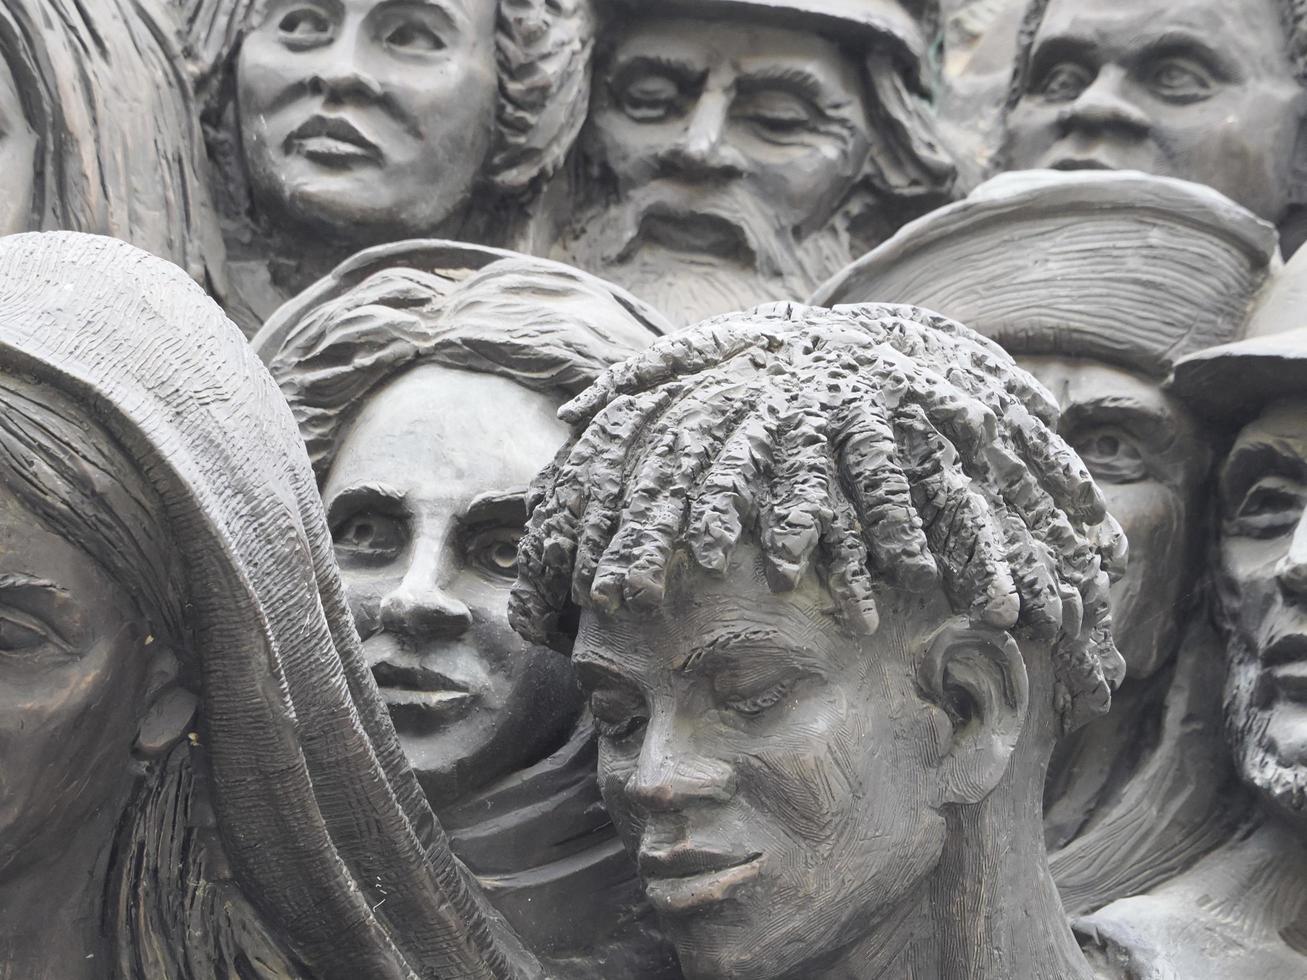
[511, 303, 1128, 734]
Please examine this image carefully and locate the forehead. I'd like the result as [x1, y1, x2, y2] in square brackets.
[1018, 355, 1166, 415]
[0, 480, 114, 598]
[1227, 398, 1307, 465]
[606, 14, 862, 90]
[323, 362, 568, 499]
[1036, 0, 1287, 61]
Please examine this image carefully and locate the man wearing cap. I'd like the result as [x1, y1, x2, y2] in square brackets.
[550, 0, 956, 325]
[813, 169, 1279, 915]
[1075, 251, 1307, 978]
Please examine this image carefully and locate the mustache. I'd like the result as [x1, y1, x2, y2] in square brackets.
[263, 78, 422, 139]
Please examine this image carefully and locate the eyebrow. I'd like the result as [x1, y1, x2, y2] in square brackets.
[1061, 395, 1175, 434]
[0, 573, 65, 593]
[678, 627, 788, 674]
[1222, 440, 1307, 499]
[736, 65, 833, 104]
[325, 483, 405, 526]
[462, 489, 528, 526]
[609, 53, 704, 82]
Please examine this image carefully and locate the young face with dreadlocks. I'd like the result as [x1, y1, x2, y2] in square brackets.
[512, 304, 1126, 979]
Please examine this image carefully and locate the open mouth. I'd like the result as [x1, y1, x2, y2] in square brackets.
[1265, 632, 1307, 703]
[285, 115, 383, 167]
[638, 847, 764, 914]
[632, 210, 754, 262]
[371, 660, 475, 728]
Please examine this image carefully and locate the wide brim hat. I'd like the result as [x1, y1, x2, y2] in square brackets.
[252, 239, 669, 364]
[813, 170, 1280, 378]
[605, 0, 930, 75]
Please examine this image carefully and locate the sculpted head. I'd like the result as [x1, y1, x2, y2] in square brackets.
[815, 171, 1278, 681]
[265, 250, 665, 805]
[1000, 0, 1307, 223]
[511, 304, 1125, 979]
[193, 0, 593, 245]
[560, 0, 954, 323]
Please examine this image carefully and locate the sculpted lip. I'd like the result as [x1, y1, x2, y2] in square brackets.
[1264, 631, 1307, 702]
[285, 114, 383, 166]
[369, 654, 476, 727]
[639, 846, 764, 914]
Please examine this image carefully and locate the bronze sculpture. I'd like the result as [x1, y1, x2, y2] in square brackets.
[510, 302, 1127, 979]
[814, 169, 1278, 915]
[548, 0, 956, 325]
[257, 241, 680, 977]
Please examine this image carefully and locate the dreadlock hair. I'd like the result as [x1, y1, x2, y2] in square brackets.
[511, 302, 1128, 734]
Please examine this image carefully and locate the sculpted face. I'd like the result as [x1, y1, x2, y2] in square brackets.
[1218, 399, 1307, 829]
[323, 363, 582, 805]
[237, 0, 498, 242]
[577, 15, 871, 320]
[1004, 0, 1306, 221]
[0, 481, 151, 879]
[0, 53, 37, 235]
[573, 543, 951, 980]
[1022, 357, 1207, 679]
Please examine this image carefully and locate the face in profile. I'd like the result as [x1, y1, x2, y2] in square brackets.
[578, 14, 870, 319]
[322, 363, 582, 806]
[236, 0, 498, 242]
[0, 51, 38, 235]
[0, 481, 153, 879]
[1022, 357, 1207, 679]
[1218, 399, 1307, 829]
[1003, 0, 1306, 221]
[572, 543, 953, 980]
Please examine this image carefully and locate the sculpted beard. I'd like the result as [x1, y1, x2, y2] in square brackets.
[563, 180, 857, 323]
[1225, 632, 1307, 815]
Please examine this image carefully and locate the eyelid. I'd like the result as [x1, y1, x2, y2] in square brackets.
[0, 603, 73, 653]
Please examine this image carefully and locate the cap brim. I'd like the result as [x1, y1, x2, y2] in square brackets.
[1168, 331, 1307, 425]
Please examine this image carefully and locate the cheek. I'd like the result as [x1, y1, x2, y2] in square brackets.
[1220, 537, 1287, 629]
[1106, 483, 1186, 579]
[235, 40, 292, 118]
[596, 739, 644, 840]
[1002, 103, 1059, 161]
[401, 58, 498, 171]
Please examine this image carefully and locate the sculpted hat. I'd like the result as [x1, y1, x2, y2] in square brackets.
[607, 0, 932, 74]
[1169, 245, 1307, 425]
[813, 170, 1279, 378]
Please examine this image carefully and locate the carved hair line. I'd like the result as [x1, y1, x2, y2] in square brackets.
[511, 303, 1127, 732]
[266, 257, 662, 482]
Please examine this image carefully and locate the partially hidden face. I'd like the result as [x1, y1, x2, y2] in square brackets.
[572, 543, 951, 980]
[0, 51, 38, 235]
[1022, 356, 1208, 679]
[323, 363, 582, 807]
[1004, 0, 1306, 222]
[587, 15, 872, 263]
[1218, 399, 1307, 828]
[237, 0, 498, 242]
[0, 480, 152, 879]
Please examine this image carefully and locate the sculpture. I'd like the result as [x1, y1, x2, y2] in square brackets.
[258, 241, 680, 978]
[548, 0, 956, 325]
[0, 232, 535, 980]
[1074, 254, 1307, 979]
[813, 170, 1278, 914]
[510, 302, 1127, 979]
[0, 0, 224, 290]
[177, 0, 594, 328]
[998, 0, 1307, 245]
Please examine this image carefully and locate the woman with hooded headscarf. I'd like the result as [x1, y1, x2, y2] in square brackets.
[0, 0, 225, 295]
[0, 231, 538, 980]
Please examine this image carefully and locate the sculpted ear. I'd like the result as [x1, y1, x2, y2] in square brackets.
[919, 618, 1029, 807]
[133, 645, 198, 761]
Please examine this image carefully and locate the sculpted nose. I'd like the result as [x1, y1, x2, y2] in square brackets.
[1276, 514, 1307, 599]
[380, 578, 472, 639]
[661, 93, 745, 179]
[1058, 70, 1150, 138]
[307, 62, 384, 102]
[626, 717, 736, 812]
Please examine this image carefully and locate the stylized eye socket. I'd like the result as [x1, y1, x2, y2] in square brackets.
[464, 525, 523, 580]
[332, 510, 409, 562]
[616, 71, 683, 122]
[590, 689, 648, 741]
[1228, 475, 1307, 538]
[1036, 62, 1094, 102]
[733, 89, 817, 137]
[1069, 427, 1148, 484]
[382, 19, 445, 52]
[277, 6, 333, 45]
[1147, 57, 1215, 102]
[0, 606, 68, 659]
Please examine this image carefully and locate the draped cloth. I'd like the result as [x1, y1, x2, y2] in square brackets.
[0, 232, 538, 980]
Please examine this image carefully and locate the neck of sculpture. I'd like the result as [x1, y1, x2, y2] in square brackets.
[0, 794, 123, 980]
[822, 705, 1092, 979]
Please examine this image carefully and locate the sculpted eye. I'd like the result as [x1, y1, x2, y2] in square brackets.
[332, 510, 409, 563]
[733, 90, 817, 137]
[1228, 476, 1307, 538]
[383, 20, 445, 52]
[277, 7, 332, 45]
[0, 607, 67, 658]
[617, 72, 682, 122]
[590, 690, 648, 741]
[464, 526, 522, 580]
[1069, 427, 1147, 484]
[722, 677, 796, 718]
[1036, 62, 1094, 102]
[1148, 58, 1214, 102]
